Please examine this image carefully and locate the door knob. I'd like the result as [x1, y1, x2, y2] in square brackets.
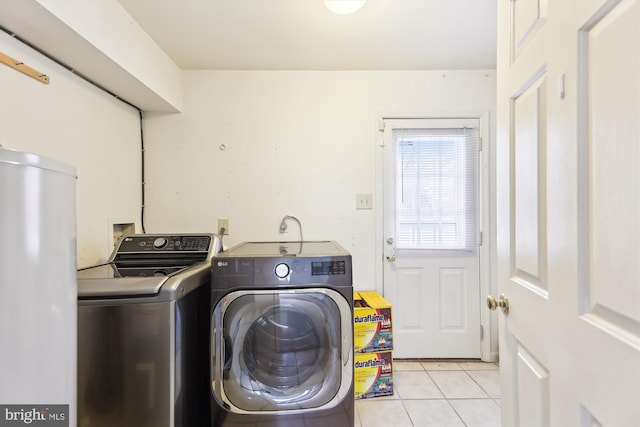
[487, 294, 509, 315]
[386, 253, 396, 262]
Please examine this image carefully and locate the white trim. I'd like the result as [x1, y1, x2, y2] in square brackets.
[478, 112, 496, 362]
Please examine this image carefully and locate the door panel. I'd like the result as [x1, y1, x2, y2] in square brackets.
[440, 268, 467, 331]
[513, 72, 547, 291]
[387, 258, 480, 358]
[581, 0, 640, 337]
[512, 0, 548, 60]
[396, 268, 422, 328]
[496, 0, 640, 425]
[515, 345, 549, 426]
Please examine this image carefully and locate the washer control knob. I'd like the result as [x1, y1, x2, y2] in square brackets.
[274, 263, 290, 279]
[153, 237, 168, 249]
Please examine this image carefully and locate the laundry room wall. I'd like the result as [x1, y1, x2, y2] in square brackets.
[143, 70, 496, 289]
[0, 31, 142, 268]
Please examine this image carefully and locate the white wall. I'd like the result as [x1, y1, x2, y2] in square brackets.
[143, 70, 496, 289]
[0, 34, 496, 287]
[0, 31, 142, 268]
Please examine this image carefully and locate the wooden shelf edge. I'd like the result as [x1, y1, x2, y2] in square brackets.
[0, 51, 50, 84]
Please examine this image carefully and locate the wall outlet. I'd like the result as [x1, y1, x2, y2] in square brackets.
[356, 193, 373, 210]
[218, 218, 229, 235]
[112, 222, 135, 246]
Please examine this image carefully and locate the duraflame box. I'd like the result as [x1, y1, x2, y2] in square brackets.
[353, 291, 392, 353]
[354, 351, 394, 399]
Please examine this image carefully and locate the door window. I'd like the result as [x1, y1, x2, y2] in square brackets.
[391, 120, 479, 252]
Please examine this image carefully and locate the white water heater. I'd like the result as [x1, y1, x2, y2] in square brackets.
[0, 147, 77, 426]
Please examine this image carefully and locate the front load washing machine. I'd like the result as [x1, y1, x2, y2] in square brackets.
[210, 241, 353, 427]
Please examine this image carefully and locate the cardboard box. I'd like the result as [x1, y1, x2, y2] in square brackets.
[354, 350, 394, 399]
[354, 291, 393, 353]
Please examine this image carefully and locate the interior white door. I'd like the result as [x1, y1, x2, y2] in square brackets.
[495, 0, 640, 425]
[382, 118, 481, 358]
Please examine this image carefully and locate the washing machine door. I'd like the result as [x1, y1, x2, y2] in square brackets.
[211, 288, 352, 414]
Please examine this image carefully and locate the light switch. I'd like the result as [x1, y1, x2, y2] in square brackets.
[356, 193, 373, 210]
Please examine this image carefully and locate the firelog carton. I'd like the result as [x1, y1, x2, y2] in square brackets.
[354, 350, 394, 399]
[353, 291, 392, 353]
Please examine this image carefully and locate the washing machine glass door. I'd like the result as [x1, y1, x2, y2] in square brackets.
[212, 288, 352, 413]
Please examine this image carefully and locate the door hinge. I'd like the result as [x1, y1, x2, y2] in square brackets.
[478, 231, 483, 246]
[480, 325, 484, 340]
[478, 137, 483, 152]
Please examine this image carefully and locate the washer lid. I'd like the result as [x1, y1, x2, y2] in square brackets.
[218, 240, 349, 257]
[77, 264, 169, 298]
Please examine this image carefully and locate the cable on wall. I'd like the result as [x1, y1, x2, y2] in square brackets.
[139, 109, 146, 233]
[0, 25, 148, 234]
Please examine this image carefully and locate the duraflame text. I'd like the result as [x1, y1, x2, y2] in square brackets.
[354, 313, 385, 323]
[354, 357, 386, 369]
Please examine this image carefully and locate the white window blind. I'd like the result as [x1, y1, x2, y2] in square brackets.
[391, 120, 478, 251]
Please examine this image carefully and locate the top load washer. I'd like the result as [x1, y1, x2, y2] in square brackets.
[210, 241, 353, 427]
[77, 233, 220, 427]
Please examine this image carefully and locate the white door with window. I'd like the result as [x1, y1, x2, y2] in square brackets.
[382, 118, 482, 358]
[496, 0, 639, 425]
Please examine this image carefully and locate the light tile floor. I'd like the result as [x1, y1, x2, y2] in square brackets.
[355, 360, 501, 427]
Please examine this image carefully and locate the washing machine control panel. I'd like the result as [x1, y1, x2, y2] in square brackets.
[311, 260, 346, 276]
[116, 235, 212, 253]
[213, 256, 351, 288]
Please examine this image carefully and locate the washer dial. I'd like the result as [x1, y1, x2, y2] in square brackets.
[153, 237, 168, 249]
[274, 263, 290, 279]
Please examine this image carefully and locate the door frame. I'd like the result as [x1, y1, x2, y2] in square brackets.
[373, 112, 497, 362]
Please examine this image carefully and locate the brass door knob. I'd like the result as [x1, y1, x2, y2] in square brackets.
[487, 294, 509, 315]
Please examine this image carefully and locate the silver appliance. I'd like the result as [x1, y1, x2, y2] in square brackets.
[0, 147, 77, 425]
[211, 241, 354, 426]
[77, 233, 220, 427]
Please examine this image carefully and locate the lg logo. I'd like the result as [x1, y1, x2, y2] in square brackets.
[217, 261, 228, 267]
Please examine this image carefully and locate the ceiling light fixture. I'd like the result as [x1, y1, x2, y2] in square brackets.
[324, 0, 366, 15]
